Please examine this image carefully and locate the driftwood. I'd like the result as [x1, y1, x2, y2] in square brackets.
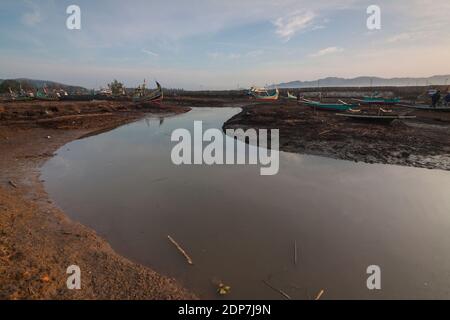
[167, 235, 193, 265]
[318, 129, 333, 136]
[8, 180, 18, 189]
[262, 280, 292, 300]
[315, 289, 324, 300]
[294, 240, 298, 265]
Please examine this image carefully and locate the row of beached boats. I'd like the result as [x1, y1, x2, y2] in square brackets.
[248, 86, 450, 124]
[301, 98, 417, 123]
[6, 80, 164, 104]
[7, 85, 68, 101]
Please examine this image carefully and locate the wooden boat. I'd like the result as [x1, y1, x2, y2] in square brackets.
[397, 103, 450, 112]
[302, 98, 358, 112]
[36, 86, 59, 101]
[8, 86, 35, 101]
[133, 80, 163, 104]
[287, 91, 297, 100]
[336, 113, 416, 123]
[12, 96, 34, 102]
[352, 96, 400, 105]
[249, 87, 279, 101]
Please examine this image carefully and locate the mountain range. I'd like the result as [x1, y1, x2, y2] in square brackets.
[270, 75, 450, 89]
[0, 78, 88, 93]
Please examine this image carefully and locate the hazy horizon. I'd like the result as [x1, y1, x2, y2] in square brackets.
[1, 0, 450, 90]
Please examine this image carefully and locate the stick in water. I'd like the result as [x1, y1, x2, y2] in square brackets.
[315, 289, 324, 300]
[294, 240, 297, 265]
[167, 235, 193, 265]
[262, 280, 292, 300]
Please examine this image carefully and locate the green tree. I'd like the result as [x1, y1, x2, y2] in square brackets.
[108, 79, 125, 96]
[0, 80, 21, 94]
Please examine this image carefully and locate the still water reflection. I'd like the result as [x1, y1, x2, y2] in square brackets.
[42, 107, 450, 299]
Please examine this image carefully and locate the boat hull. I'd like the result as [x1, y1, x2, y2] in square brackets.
[336, 113, 416, 124]
[133, 81, 163, 104]
[354, 98, 400, 105]
[305, 102, 356, 112]
[253, 96, 279, 102]
[400, 104, 450, 112]
[249, 88, 279, 101]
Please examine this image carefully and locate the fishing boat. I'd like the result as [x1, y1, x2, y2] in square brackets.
[133, 80, 163, 104]
[97, 87, 113, 97]
[8, 86, 34, 101]
[287, 91, 297, 100]
[352, 96, 400, 105]
[397, 103, 450, 112]
[302, 98, 358, 112]
[336, 113, 416, 124]
[249, 87, 279, 101]
[36, 86, 59, 101]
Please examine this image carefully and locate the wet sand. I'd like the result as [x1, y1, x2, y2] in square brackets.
[0, 100, 195, 299]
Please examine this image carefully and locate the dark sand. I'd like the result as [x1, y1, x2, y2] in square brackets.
[224, 100, 450, 170]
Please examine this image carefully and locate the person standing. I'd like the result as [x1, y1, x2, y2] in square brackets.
[432, 90, 441, 108]
[445, 91, 450, 107]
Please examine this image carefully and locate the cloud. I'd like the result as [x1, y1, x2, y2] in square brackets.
[3, 0, 450, 90]
[208, 52, 241, 59]
[246, 50, 264, 58]
[21, 4, 42, 26]
[386, 33, 413, 43]
[273, 10, 316, 41]
[142, 49, 159, 57]
[208, 49, 264, 60]
[310, 46, 344, 57]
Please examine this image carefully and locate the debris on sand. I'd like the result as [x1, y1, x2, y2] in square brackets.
[217, 283, 231, 295]
[8, 180, 18, 189]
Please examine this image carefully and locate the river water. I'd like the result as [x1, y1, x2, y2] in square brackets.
[42, 107, 450, 299]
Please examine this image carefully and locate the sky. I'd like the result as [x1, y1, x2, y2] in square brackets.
[1, 0, 450, 90]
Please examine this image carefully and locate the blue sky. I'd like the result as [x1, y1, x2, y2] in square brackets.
[1, 0, 450, 89]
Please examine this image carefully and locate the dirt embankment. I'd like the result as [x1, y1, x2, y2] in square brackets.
[224, 101, 450, 170]
[0, 100, 196, 299]
[165, 95, 255, 108]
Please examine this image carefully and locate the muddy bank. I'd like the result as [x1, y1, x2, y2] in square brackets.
[0, 100, 195, 299]
[0, 100, 189, 126]
[165, 95, 254, 108]
[224, 102, 450, 170]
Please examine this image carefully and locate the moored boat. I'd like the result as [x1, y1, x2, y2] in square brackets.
[335, 113, 416, 124]
[287, 91, 297, 100]
[397, 103, 450, 112]
[352, 96, 400, 105]
[302, 99, 358, 111]
[249, 87, 279, 101]
[36, 86, 59, 101]
[133, 80, 163, 104]
[8, 86, 34, 101]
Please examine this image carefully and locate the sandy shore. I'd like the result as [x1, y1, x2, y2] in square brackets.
[0, 100, 196, 299]
[224, 101, 450, 170]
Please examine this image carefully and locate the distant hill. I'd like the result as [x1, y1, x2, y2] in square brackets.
[270, 75, 450, 89]
[0, 78, 88, 94]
